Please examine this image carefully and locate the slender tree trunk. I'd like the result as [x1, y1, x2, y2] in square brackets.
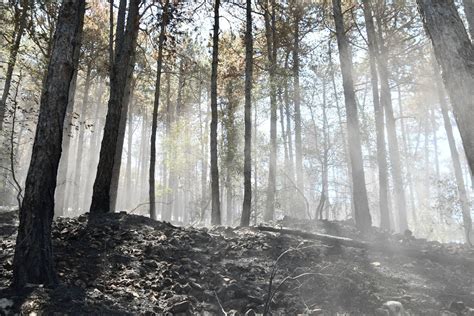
[292, 7, 304, 205]
[362, 0, 390, 230]
[0, 0, 28, 132]
[397, 86, 417, 222]
[264, 0, 278, 222]
[13, 0, 85, 288]
[417, 0, 474, 176]
[241, 0, 253, 226]
[332, 0, 372, 232]
[83, 78, 104, 210]
[462, 0, 474, 40]
[55, 68, 78, 217]
[433, 61, 473, 245]
[125, 97, 134, 210]
[72, 65, 92, 213]
[90, 0, 140, 214]
[210, 0, 221, 225]
[149, 0, 168, 220]
[375, 15, 408, 232]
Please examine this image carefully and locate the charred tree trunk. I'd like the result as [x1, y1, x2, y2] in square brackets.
[362, 0, 390, 230]
[210, 0, 221, 225]
[241, 0, 253, 227]
[417, 0, 474, 176]
[264, 0, 278, 222]
[332, 0, 372, 232]
[13, 0, 85, 288]
[149, 0, 169, 220]
[292, 6, 304, 207]
[90, 0, 140, 214]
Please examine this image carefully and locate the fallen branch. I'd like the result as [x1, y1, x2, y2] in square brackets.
[258, 226, 368, 249]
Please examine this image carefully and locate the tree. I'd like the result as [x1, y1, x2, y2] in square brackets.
[210, 0, 221, 225]
[332, 0, 372, 232]
[0, 0, 29, 132]
[361, 0, 390, 230]
[12, 0, 85, 288]
[150, 0, 170, 220]
[462, 0, 474, 40]
[417, 0, 474, 177]
[432, 59, 472, 246]
[90, 0, 140, 214]
[374, 7, 409, 232]
[263, 0, 278, 222]
[241, 0, 253, 227]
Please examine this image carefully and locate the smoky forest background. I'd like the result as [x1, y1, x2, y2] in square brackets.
[0, 0, 474, 314]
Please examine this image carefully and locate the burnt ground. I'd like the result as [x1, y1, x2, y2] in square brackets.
[0, 210, 473, 315]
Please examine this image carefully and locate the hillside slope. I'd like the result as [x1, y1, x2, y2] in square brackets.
[0, 211, 473, 315]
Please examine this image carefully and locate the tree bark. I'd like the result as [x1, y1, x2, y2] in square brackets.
[72, 64, 92, 212]
[332, 0, 372, 232]
[362, 0, 390, 230]
[90, 0, 140, 214]
[433, 60, 473, 245]
[150, 0, 169, 220]
[264, 0, 278, 222]
[462, 0, 474, 40]
[0, 0, 28, 132]
[241, 0, 253, 227]
[292, 5, 304, 208]
[375, 14, 408, 232]
[417, 0, 474, 176]
[210, 0, 221, 225]
[13, 0, 85, 288]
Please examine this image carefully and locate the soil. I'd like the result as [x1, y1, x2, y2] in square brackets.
[0, 210, 473, 315]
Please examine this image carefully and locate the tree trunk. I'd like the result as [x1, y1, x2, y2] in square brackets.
[72, 65, 92, 213]
[292, 6, 304, 207]
[241, 0, 253, 227]
[125, 97, 134, 210]
[375, 14, 409, 232]
[264, 0, 278, 222]
[332, 0, 372, 232]
[462, 0, 474, 40]
[417, 0, 474, 176]
[362, 0, 390, 230]
[55, 68, 78, 217]
[13, 0, 85, 288]
[433, 60, 473, 245]
[0, 0, 28, 132]
[90, 0, 140, 214]
[149, 0, 169, 220]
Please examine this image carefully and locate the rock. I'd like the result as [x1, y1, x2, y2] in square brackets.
[382, 301, 404, 316]
[450, 301, 465, 313]
[168, 300, 192, 314]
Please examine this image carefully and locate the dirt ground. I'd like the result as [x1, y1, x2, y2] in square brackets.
[0, 210, 473, 315]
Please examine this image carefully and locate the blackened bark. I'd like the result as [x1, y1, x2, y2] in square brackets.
[241, 0, 253, 227]
[210, 0, 221, 225]
[417, 0, 474, 176]
[332, 0, 372, 232]
[90, 0, 140, 214]
[264, 0, 278, 222]
[12, 0, 85, 288]
[150, 0, 169, 220]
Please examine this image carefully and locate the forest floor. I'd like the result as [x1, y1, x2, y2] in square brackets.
[0, 209, 474, 315]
